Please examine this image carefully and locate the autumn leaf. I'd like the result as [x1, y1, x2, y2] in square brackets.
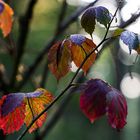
[80, 79, 110, 123]
[48, 40, 72, 80]
[106, 88, 127, 130]
[79, 79, 127, 130]
[81, 8, 96, 37]
[94, 6, 112, 28]
[0, 0, 14, 37]
[120, 30, 140, 54]
[24, 88, 53, 133]
[0, 88, 53, 134]
[81, 6, 112, 37]
[70, 34, 96, 74]
[0, 95, 25, 134]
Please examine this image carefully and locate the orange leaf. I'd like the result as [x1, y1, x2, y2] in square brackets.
[70, 35, 97, 74]
[0, 0, 14, 37]
[48, 40, 72, 80]
[24, 88, 53, 133]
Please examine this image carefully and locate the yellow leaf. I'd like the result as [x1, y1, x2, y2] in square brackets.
[24, 88, 53, 133]
[71, 38, 97, 74]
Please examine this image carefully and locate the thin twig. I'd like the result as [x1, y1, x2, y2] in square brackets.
[97, 10, 140, 59]
[10, 0, 38, 87]
[16, 0, 99, 90]
[120, 11, 140, 28]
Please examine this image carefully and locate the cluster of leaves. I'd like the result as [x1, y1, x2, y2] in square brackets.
[0, 2, 135, 137]
[81, 6, 112, 38]
[79, 79, 127, 130]
[0, 88, 53, 134]
[48, 34, 97, 80]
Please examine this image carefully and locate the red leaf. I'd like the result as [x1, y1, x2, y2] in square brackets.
[48, 40, 72, 80]
[0, 0, 14, 37]
[79, 79, 127, 130]
[0, 88, 53, 134]
[0, 96, 25, 134]
[80, 79, 110, 122]
[106, 88, 127, 130]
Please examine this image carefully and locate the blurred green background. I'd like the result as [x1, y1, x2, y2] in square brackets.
[0, 0, 140, 140]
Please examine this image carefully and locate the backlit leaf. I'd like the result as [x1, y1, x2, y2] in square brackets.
[80, 79, 110, 122]
[106, 88, 127, 130]
[81, 6, 112, 36]
[94, 6, 112, 28]
[79, 79, 127, 130]
[81, 8, 96, 37]
[70, 34, 96, 74]
[0, 88, 53, 134]
[48, 40, 72, 80]
[120, 31, 139, 54]
[0, 95, 25, 134]
[0, 0, 14, 37]
[113, 28, 125, 37]
[24, 88, 53, 133]
[1, 93, 25, 116]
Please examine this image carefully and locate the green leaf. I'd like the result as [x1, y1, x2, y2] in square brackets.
[81, 8, 96, 37]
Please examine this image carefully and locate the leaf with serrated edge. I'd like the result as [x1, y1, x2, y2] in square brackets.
[80, 79, 110, 123]
[106, 88, 127, 130]
[0, 88, 53, 134]
[24, 88, 53, 133]
[79, 79, 127, 130]
[70, 34, 96, 74]
[48, 40, 72, 80]
[81, 6, 112, 36]
[0, 96, 25, 134]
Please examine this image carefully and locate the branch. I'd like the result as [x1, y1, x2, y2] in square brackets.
[17, 6, 117, 140]
[16, 0, 99, 90]
[119, 11, 140, 28]
[10, 0, 38, 87]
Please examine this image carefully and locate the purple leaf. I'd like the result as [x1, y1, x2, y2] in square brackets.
[1, 93, 25, 116]
[81, 6, 112, 36]
[0, 2, 4, 13]
[94, 6, 112, 28]
[120, 31, 139, 54]
[70, 34, 86, 46]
